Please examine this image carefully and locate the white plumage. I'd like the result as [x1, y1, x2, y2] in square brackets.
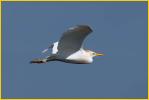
[52, 42, 59, 54]
[66, 49, 93, 63]
[31, 25, 103, 64]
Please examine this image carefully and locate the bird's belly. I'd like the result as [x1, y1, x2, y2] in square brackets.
[69, 59, 92, 64]
[65, 49, 93, 64]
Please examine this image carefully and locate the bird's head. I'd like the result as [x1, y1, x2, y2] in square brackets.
[86, 50, 104, 57]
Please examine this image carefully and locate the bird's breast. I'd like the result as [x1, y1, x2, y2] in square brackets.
[66, 50, 93, 64]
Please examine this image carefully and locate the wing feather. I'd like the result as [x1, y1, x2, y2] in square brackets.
[57, 25, 92, 57]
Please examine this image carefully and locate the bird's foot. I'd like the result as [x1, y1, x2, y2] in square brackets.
[30, 58, 47, 64]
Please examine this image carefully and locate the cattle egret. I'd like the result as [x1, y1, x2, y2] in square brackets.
[30, 25, 103, 64]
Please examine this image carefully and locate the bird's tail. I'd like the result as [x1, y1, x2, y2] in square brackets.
[30, 58, 47, 64]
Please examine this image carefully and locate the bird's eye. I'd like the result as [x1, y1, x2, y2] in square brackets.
[92, 52, 96, 55]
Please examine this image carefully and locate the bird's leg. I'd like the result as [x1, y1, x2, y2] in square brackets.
[46, 54, 57, 62]
[30, 58, 47, 64]
[30, 54, 57, 64]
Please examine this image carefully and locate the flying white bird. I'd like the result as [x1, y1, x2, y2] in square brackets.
[30, 25, 103, 64]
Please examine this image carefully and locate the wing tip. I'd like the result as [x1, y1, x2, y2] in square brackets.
[69, 25, 93, 33]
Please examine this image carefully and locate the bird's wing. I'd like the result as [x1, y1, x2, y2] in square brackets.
[41, 43, 54, 53]
[57, 25, 93, 57]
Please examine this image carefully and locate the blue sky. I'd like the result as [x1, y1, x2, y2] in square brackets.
[2, 2, 147, 98]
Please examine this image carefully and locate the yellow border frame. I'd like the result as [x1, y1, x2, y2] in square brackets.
[0, 1, 148, 100]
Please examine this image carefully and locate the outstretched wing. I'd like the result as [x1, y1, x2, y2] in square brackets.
[57, 25, 93, 57]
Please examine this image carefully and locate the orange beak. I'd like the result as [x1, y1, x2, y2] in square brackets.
[95, 53, 104, 56]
